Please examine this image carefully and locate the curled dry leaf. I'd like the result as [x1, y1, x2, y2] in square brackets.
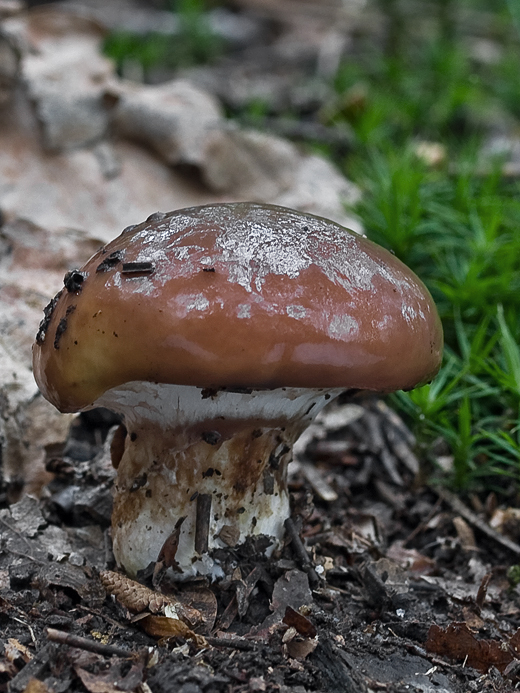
[139, 615, 206, 647]
[452, 516, 478, 551]
[281, 608, 318, 660]
[152, 517, 186, 585]
[282, 606, 317, 638]
[5, 638, 32, 664]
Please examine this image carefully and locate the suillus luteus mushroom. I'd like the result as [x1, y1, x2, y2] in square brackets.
[33, 203, 443, 579]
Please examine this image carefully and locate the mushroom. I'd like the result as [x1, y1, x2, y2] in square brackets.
[32, 202, 443, 579]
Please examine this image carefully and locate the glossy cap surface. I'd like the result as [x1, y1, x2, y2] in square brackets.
[33, 203, 443, 412]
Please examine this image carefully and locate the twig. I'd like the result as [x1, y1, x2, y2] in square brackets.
[206, 636, 257, 651]
[403, 497, 442, 547]
[375, 400, 416, 448]
[75, 604, 128, 631]
[0, 516, 39, 552]
[364, 412, 404, 486]
[300, 462, 338, 502]
[239, 116, 353, 149]
[4, 549, 47, 565]
[10, 616, 37, 646]
[284, 517, 320, 588]
[216, 594, 238, 631]
[46, 628, 133, 658]
[436, 487, 520, 556]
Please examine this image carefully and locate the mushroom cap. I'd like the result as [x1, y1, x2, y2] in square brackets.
[33, 202, 443, 412]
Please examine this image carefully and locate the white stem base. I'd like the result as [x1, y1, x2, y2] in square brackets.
[96, 383, 342, 579]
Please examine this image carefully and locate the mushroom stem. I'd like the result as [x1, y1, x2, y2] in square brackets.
[96, 382, 342, 579]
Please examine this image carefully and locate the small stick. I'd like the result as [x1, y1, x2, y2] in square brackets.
[121, 261, 154, 275]
[206, 636, 257, 651]
[437, 487, 520, 556]
[194, 494, 212, 555]
[46, 628, 133, 658]
[0, 516, 37, 551]
[364, 412, 403, 486]
[284, 518, 320, 588]
[475, 573, 492, 613]
[216, 593, 238, 631]
[75, 604, 127, 631]
[403, 497, 442, 547]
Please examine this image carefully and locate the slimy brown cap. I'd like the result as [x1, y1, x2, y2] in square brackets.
[32, 203, 443, 412]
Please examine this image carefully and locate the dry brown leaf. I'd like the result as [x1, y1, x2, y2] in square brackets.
[21, 679, 51, 693]
[490, 507, 520, 541]
[0, 658, 18, 678]
[218, 524, 240, 547]
[426, 622, 520, 673]
[177, 586, 218, 634]
[282, 606, 317, 638]
[5, 638, 32, 664]
[283, 633, 318, 660]
[386, 541, 436, 576]
[139, 615, 206, 647]
[154, 517, 185, 575]
[281, 606, 318, 660]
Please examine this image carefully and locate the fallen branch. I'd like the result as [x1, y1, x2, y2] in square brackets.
[46, 628, 133, 658]
[284, 517, 320, 588]
[436, 487, 520, 557]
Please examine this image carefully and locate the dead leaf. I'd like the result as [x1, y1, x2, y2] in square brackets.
[281, 611, 319, 661]
[386, 541, 436, 576]
[154, 516, 186, 578]
[283, 632, 318, 660]
[6, 638, 32, 664]
[426, 622, 520, 673]
[218, 524, 240, 547]
[177, 586, 217, 634]
[490, 507, 520, 541]
[139, 615, 206, 647]
[0, 658, 18, 678]
[282, 606, 317, 638]
[71, 651, 145, 693]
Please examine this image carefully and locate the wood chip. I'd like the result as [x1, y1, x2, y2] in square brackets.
[300, 462, 338, 502]
[452, 516, 478, 551]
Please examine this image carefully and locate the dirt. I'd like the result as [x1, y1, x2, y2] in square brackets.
[2, 398, 520, 693]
